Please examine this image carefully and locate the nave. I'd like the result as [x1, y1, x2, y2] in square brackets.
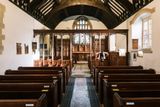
[1, 0, 160, 107]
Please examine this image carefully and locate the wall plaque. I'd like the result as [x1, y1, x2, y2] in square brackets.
[132, 39, 138, 49]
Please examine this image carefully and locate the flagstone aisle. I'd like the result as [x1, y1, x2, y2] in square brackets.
[61, 63, 99, 107]
[70, 78, 91, 107]
[70, 63, 91, 107]
[71, 63, 91, 78]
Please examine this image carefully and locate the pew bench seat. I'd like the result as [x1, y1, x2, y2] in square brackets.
[103, 81, 160, 107]
[98, 74, 160, 104]
[92, 65, 143, 85]
[0, 93, 47, 107]
[0, 82, 58, 107]
[0, 75, 63, 104]
[113, 92, 160, 107]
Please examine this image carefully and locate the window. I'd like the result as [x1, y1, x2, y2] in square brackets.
[73, 16, 92, 44]
[131, 10, 153, 53]
[142, 16, 152, 51]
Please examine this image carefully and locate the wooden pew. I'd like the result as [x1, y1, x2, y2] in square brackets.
[95, 68, 155, 92]
[5, 70, 66, 93]
[93, 65, 143, 85]
[0, 82, 58, 107]
[98, 74, 160, 104]
[113, 92, 160, 107]
[0, 75, 63, 104]
[18, 66, 69, 85]
[62, 60, 72, 76]
[103, 81, 160, 107]
[0, 92, 47, 107]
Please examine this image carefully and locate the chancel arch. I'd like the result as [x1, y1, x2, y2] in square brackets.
[33, 15, 129, 66]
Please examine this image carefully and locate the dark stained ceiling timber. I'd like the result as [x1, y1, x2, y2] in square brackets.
[9, 0, 154, 29]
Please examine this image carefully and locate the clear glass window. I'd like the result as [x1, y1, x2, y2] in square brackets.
[142, 16, 152, 50]
[73, 16, 92, 44]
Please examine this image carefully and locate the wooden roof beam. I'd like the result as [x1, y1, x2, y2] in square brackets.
[29, 0, 46, 11]
[115, 0, 134, 12]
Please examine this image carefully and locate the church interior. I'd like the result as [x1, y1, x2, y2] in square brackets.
[0, 0, 160, 107]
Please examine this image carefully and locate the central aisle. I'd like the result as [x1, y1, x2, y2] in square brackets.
[61, 63, 100, 107]
[71, 63, 91, 78]
[70, 78, 91, 107]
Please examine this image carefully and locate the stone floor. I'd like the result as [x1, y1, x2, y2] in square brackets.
[71, 63, 91, 78]
[61, 63, 99, 107]
[70, 63, 91, 107]
[70, 78, 91, 107]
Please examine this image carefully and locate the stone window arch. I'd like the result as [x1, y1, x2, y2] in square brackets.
[72, 16, 92, 44]
[130, 8, 155, 53]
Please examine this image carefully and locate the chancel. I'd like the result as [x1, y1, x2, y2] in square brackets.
[1, 0, 160, 107]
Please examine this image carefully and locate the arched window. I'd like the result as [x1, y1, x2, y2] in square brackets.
[72, 16, 92, 44]
[131, 8, 155, 53]
[142, 15, 152, 50]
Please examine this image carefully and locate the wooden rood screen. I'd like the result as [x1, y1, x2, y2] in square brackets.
[33, 29, 129, 66]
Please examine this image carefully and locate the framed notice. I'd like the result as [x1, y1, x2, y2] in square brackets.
[32, 42, 37, 53]
[24, 44, 29, 54]
[132, 39, 138, 49]
[16, 43, 22, 54]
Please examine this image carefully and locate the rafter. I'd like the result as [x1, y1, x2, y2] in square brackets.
[115, 0, 134, 12]
[8, 0, 154, 29]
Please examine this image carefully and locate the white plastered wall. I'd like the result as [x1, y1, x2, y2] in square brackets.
[0, 0, 47, 74]
[55, 15, 107, 29]
[127, 0, 160, 73]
